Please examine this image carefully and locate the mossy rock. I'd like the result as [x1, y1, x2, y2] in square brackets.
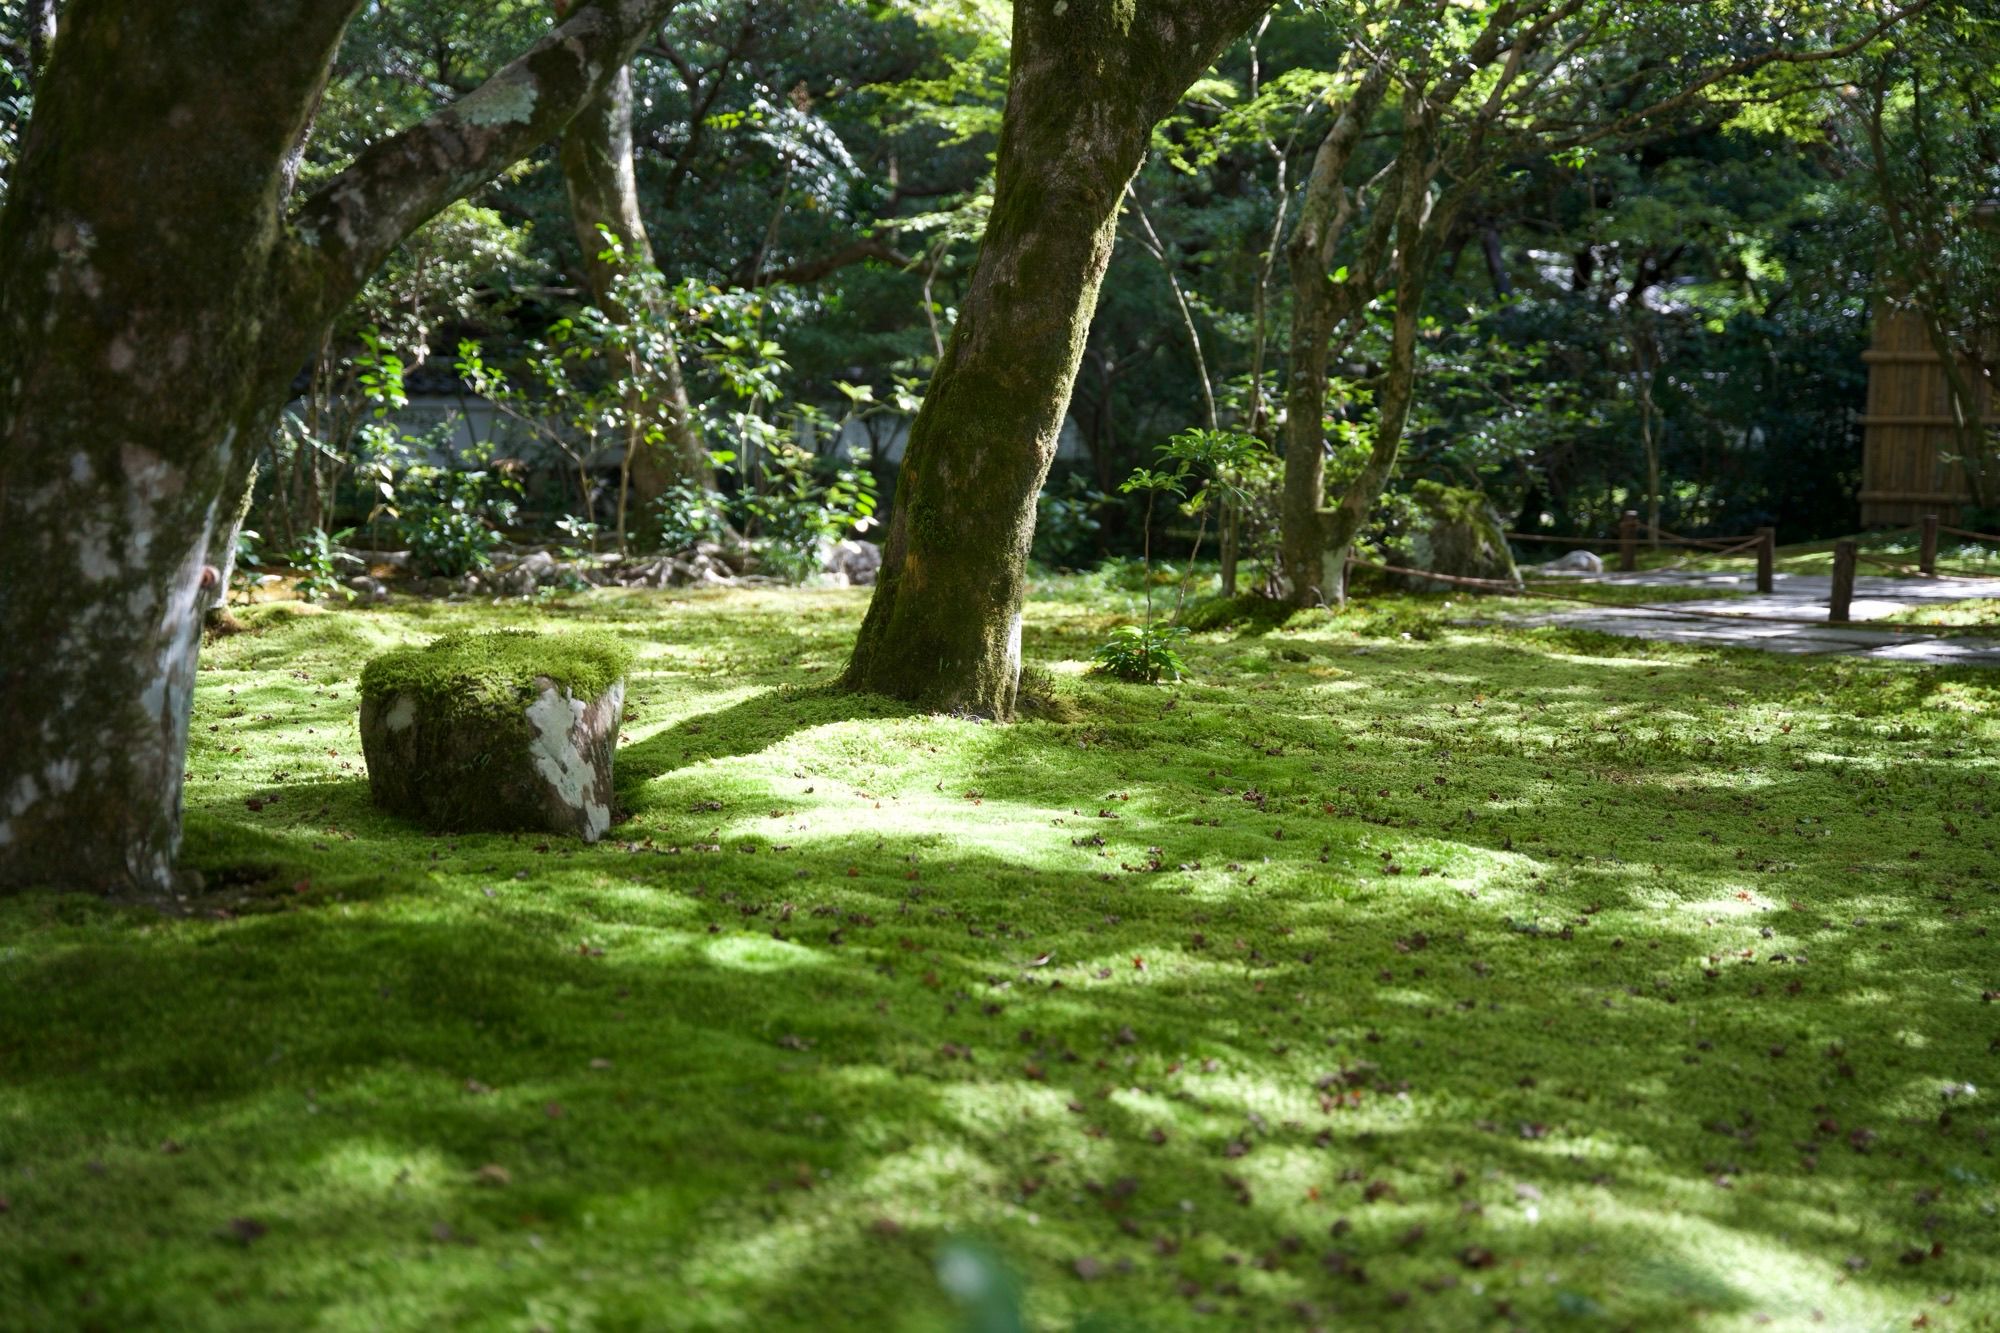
[358, 631, 633, 841]
[1401, 481, 1520, 592]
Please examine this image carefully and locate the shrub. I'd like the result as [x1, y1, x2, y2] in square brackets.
[1090, 623, 1190, 683]
[399, 467, 517, 577]
[654, 480, 729, 554]
[289, 528, 352, 603]
[1032, 473, 1107, 568]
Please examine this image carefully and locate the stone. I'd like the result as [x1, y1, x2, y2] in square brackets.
[346, 574, 390, 602]
[1400, 481, 1521, 591]
[358, 630, 632, 841]
[821, 538, 883, 587]
[1538, 549, 1603, 574]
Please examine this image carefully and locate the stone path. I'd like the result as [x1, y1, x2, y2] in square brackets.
[1501, 568, 2000, 666]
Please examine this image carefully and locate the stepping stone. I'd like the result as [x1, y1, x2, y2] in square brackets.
[359, 630, 633, 841]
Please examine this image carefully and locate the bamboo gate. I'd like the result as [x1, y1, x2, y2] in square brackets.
[1860, 304, 1994, 526]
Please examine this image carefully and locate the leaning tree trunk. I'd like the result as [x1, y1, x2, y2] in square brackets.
[1318, 291, 1423, 602]
[1314, 141, 1457, 603]
[0, 0, 682, 894]
[1277, 62, 1392, 608]
[555, 35, 711, 508]
[841, 0, 1272, 717]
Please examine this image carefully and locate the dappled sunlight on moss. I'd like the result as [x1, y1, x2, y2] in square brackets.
[3, 581, 1997, 1328]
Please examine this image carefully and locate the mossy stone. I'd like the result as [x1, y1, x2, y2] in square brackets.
[358, 631, 633, 841]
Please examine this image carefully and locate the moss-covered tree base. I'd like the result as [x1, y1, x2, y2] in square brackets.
[1399, 479, 1522, 591]
[358, 631, 631, 841]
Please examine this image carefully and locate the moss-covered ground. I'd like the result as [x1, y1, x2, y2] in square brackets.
[1880, 599, 2000, 637]
[3, 581, 1998, 1332]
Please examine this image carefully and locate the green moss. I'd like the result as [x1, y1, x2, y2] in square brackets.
[1179, 591, 1298, 634]
[3, 584, 1998, 1329]
[359, 629, 633, 721]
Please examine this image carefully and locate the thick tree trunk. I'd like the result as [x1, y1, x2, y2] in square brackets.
[0, 0, 681, 893]
[840, 0, 1271, 717]
[0, 1, 358, 893]
[556, 51, 711, 508]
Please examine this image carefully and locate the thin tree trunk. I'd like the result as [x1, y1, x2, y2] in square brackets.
[1277, 62, 1392, 607]
[556, 48, 711, 510]
[1219, 504, 1239, 596]
[1126, 184, 1215, 430]
[1319, 288, 1424, 604]
[839, 0, 1272, 717]
[24, 0, 56, 81]
[0, 0, 684, 893]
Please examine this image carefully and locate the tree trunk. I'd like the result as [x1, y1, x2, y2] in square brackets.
[556, 47, 711, 508]
[0, 0, 682, 893]
[1277, 63, 1391, 607]
[26, 0, 57, 82]
[840, 0, 1272, 717]
[1319, 291, 1424, 601]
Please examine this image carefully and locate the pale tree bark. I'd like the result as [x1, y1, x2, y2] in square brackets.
[1277, 58, 1393, 607]
[25, 0, 57, 82]
[840, 0, 1272, 717]
[0, 0, 684, 893]
[1277, 0, 1540, 606]
[552, 2, 711, 518]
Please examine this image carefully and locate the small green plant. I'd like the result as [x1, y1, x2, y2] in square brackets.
[738, 442, 877, 583]
[1090, 622, 1191, 683]
[233, 527, 264, 573]
[1155, 427, 1267, 617]
[289, 527, 352, 603]
[552, 513, 600, 558]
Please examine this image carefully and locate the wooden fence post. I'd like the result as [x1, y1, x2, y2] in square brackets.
[1919, 513, 1939, 576]
[1619, 511, 1639, 572]
[1829, 539, 1857, 623]
[1755, 526, 1775, 594]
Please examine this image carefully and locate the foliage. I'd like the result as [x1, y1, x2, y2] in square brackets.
[1088, 620, 1191, 683]
[287, 527, 352, 604]
[738, 442, 878, 583]
[0, 0, 30, 205]
[653, 480, 731, 554]
[397, 464, 519, 578]
[1032, 473, 1109, 569]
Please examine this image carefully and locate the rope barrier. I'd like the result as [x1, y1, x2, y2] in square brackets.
[1341, 552, 1997, 633]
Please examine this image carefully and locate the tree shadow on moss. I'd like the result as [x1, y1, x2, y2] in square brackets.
[1, 818, 1974, 1329]
[616, 685, 918, 791]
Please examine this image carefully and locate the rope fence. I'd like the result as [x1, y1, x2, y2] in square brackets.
[1393, 508, 2000, 629]
[1344, 553, 1921, 631]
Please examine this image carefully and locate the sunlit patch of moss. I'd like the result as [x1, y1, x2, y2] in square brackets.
[1878, 596, 2000, 635]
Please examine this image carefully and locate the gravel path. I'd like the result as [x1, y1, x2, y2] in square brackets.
[1504, 568, 2000, 665]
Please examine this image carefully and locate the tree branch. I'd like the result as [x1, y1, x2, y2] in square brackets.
[288, 0, 682, 321]
[745, 236, 918, 289]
